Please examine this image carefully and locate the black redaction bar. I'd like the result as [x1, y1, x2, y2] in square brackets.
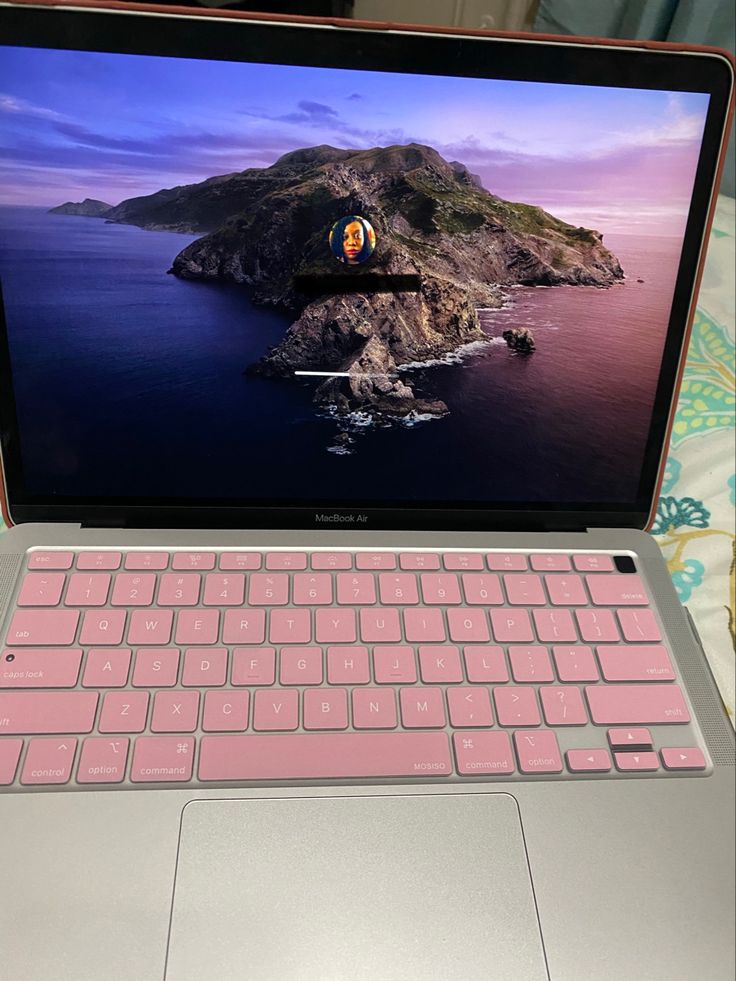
[293, 274, 422, 295]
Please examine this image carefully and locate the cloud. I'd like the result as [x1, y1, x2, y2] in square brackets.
[436, 142, 525, 171]
[0, 93, 66, 122]
[590, 104, 706, 155]
[245, 99, 413, 149]
[439, 95, 706, 164]
[549, 203, 689, 230]
[438, 139, 700, 235]
[54, 122, 166, 155]
[277, 100, 340, 124]
[299, 100, 338, 118]
[347, 93, 363, 101]
[51, 121, 298, 160]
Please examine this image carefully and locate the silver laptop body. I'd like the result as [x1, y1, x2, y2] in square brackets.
[0, 5, 734, 979]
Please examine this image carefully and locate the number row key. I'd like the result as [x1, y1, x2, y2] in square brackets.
[13, 570, 656, 618]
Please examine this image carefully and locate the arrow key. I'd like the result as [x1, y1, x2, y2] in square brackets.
[661, 747, 706, 771]
[614, 751, 659, 772]
[566, 749, 612, 772]
[607, 727, 653, 749]
[21, 737, 77, 785]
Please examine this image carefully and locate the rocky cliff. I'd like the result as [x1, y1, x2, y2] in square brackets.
[85, 143, 625, 421]
[103, 173, 251, 233]
[49, 198, 112, 217]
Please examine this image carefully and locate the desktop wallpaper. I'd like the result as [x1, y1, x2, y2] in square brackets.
[0, 48, 710, 505]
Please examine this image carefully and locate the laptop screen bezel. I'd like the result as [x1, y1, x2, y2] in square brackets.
[0, 4, 733, 530]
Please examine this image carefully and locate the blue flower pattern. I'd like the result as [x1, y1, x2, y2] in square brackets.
[651, 496, 711, 535]
[661, 457, 681, 494]
[670, 559, 705, 603]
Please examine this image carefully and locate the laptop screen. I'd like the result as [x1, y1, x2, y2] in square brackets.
[0, 34, 721, 519]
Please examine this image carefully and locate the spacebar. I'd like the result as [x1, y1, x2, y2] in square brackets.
[198, 732, 452, 781]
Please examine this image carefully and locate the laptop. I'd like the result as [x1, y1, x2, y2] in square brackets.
[0, 2, 734, 978]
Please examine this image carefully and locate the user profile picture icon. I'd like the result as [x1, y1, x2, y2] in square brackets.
[329, 215, 376, 265]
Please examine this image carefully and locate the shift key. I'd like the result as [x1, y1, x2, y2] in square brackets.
[0, 691, 98, 733]
[586, 684, 690, 724]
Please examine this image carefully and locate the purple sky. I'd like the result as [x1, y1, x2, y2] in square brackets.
[0, 46, 710, 236]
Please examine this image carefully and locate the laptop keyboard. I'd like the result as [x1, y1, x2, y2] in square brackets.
[0, 548, 709, 790]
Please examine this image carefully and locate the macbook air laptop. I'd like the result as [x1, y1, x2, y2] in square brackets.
[0, 3, 734, 979]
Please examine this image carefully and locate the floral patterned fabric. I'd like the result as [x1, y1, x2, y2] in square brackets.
[0, 198, 733, 717]
[652, 194, 735, 721]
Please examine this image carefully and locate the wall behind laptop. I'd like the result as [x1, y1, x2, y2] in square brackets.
[352, 0, 538, 30]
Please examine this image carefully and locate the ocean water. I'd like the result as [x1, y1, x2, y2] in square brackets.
[0, 206, 679, 505]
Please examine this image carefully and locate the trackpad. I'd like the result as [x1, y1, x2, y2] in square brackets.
[166, 793, 547, 981]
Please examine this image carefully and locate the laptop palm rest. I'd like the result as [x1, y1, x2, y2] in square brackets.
[165, 792, 548, 981]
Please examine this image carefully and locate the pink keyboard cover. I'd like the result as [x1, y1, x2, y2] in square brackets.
[0, 548, 708, 789]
